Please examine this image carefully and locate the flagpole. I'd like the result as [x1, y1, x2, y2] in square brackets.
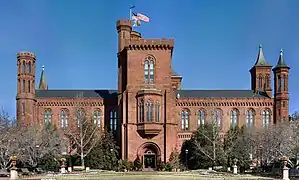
[129, 5, 135, 20]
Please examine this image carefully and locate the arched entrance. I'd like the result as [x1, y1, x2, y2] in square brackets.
[137, 142, 161, 169]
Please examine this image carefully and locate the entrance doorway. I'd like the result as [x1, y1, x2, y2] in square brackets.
[143, 150, 156, 168]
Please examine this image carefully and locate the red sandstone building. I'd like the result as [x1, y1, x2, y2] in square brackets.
[16, 20, 290, 168]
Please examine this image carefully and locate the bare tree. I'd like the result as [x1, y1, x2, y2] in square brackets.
[17, 124, 62, 168]
[65, 93, 101, 167]
[0, 108, 18, 169]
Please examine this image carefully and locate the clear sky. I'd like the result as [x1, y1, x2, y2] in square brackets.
[0, 0, 298, 116]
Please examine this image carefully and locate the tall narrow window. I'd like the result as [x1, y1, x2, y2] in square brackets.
[181, 110, 189, 131]
[149, 102, 153, 122]
[283, 76, 287, 91]
[230, 109, 238, 127]
[139, 100, 144, 122]
[109, 110, 117, 132]
[22, 61, 26, 73]
[258, 76, 263, 89]
[213, 109, 222, 129]
[60, 109, 69, 129]
[77, 109, 85, 128]
[155, 102, 160, 122]
[281, 76, 285, 92]
[277, 75, 281, 92]
[21, 103, 25, 116]
[144, 55, 155, 84]
[262, 109, 270, 128]
[149, 60, 154, 83]
[265, 76, 270, 89]
[44, 109, 52, 124]
[93, 110, 101, 128]
[197, 110, 205, 127]
[144, 60, 149, 83]
[28, 62, 31, 73]
[246, 109, 255, 128]
[28, 80, 30, 93]
[22, 80, 25, 93]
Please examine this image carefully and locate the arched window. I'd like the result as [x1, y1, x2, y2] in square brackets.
[139, 100, 144, 122]
[44, 109, 52, 124]
[22, 61, 26, 73]
[258, 75, 263, 89]
[28, 62, 31, 73]
[21, 103, 25, 115]
[213, 109, 222, 129]
[109, 110, 117, 132]
[144, 56, 155, 84]
[277, 75, 281, 92]
[146, 101, 153, 122]
[144, 60, 149, 83]
[155, 102, 160, 122]
[197, 110, 205, 127]
[281, 76, 285, 92]
[181, 110, 189, 131]
[60, 109, 69, 129]
[283, 76, 287, 91]
[262, 109, 271, 128]
[76, 108, 85, 127]
[246, 109, 255, 128]
[93, 109, 101, 128]
[22, 80, 25, 93]
[265, 75, 270, 89]
[28, 80, 31, 93]
[230, 109, 239, 127]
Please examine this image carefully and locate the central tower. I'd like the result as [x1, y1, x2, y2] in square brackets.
[116, 19, 178, 164]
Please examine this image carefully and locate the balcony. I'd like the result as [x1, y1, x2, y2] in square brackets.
[137, 122, 163, 138]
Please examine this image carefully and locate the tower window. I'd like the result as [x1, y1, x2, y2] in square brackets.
[28, 62, 31, 73]
[109, 110, 117, 132]
[28, 80, 30, 93]
[155, 102, 160, 122]
[258, 76, 263, 89]
[145, 101, 153, 122]
[246, 109, 255, 128]
[144, 55, 155, 84]
[277, 75, 281, 92]
[138, 99, 144, 122]
[181, 110, 189, 131]
[265, 75, 270, 89]
[22, 80, 25, 93]
[22, 61, 26, 73]
[197, 110, 205, 127]
[281, 76, 285, 92]
[21, 103, 25, 116]
[230, 109, 239, 127]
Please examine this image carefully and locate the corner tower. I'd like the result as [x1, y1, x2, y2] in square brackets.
[250, 44, 272, 97]
[16, 52, 36, 126]
[273, 49, 290, 123]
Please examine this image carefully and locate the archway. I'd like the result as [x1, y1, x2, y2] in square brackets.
[137, 142, 161, 169]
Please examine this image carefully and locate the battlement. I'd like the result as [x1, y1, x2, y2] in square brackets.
[125, 38, 174, 50]
[116, 20, 132, 30]
[17, 51, 36, 59]
[131, 31, 141, 39]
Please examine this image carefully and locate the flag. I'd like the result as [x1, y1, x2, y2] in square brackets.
[137, 13, 150, 22]
[132, 12, 141, 26]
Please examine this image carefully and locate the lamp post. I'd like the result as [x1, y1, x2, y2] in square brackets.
[36, 145, 40, 167]
[185, 149, 188, 170]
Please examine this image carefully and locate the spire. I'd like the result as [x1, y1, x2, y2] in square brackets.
[274, 49, 290, 69]
[253, 44, 271, 66]
[39, 65, 48, 90]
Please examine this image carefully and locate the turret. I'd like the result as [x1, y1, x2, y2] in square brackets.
[39, 65, 48, 90]
[273, 49, 290, 123]
[249, 44, 272, 97]
[16, 52, 37, 126]
[116, 20, 132, 53]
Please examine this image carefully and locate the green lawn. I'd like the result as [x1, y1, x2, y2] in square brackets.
[52, 172, 275, 180]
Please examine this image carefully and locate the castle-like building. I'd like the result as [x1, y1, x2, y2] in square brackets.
[16, 19, 290, 168]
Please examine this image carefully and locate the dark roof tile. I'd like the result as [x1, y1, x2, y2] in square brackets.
[175, 90, 269, 98]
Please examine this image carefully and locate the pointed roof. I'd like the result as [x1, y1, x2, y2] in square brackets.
[39, 65, 48, 90]
[253, 44, 271, 66]
[273, 49, 290, 70]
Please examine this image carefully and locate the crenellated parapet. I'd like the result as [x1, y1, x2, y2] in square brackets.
[175, 97, 274, 107]
[125, 38, 174, 50]
[17, 51, 36, 59]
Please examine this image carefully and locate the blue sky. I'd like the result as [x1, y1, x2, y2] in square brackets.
[0, 0, 298, 116]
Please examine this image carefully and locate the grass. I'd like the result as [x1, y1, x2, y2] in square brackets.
[51, 171, 275, 180]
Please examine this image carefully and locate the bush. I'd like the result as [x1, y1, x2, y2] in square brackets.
[133, 157, 142, 171]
